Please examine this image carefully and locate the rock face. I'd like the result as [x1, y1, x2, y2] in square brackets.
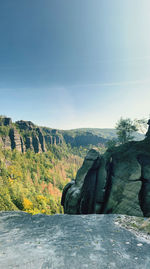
[24, 135, 34, 151]
[15, 121, 64, 151]
[0, 117, 12, 126]
[36, 128, 47, 152]
[0, 118, 64, 153]
[32, 133, 42, 153]
[9, 128, 25, 152]
[62, 123, 150, 217]
[0, 212, 150, 269]
[15, 120, 35, 130]
[44, 129, 64, 146]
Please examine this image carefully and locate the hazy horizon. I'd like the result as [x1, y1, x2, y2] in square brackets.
[0, 0, 150, 129]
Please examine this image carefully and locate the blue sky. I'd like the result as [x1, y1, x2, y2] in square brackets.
[0, 0, 150, 129]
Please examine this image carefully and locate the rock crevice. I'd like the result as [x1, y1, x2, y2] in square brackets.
[62, 122, 150, 217]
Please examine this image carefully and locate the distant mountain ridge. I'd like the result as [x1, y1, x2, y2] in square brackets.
[63, 127, 144, 140]
[0, 116, 144, 153]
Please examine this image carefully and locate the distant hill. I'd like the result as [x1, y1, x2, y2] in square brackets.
[62, 128, 144, 146]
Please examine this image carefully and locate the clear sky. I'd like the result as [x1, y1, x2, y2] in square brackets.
[0, 0, 150, 129]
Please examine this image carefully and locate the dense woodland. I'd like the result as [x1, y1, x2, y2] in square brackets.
[0, 144, 83, 215]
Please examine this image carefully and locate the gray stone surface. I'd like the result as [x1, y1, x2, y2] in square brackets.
[62, 137, 150, 217]
[0, 212, 150, 269]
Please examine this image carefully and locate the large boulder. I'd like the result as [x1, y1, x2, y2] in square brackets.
[62, 123, 150, 217]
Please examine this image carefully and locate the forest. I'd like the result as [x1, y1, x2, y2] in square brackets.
[0, 144, 83, 215]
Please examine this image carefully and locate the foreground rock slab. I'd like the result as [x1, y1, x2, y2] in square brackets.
[0, 212, 150, 269]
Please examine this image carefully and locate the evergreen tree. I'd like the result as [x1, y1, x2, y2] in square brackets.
[116, 118, 138, 144]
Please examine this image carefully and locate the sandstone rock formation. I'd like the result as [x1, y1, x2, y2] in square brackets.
[15, 120, 35, 130]
[9, 128, 25, 152]
[62, 122, 150, 217]
[24, 135, 34, 151]
[36, 128, 47, 152]
[44, 129, 64, 146]
[32, 133, 42, 153]
[0, 118, 64, 153]
[0, 117, 12, 126]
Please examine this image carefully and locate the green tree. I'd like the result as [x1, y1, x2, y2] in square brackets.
[116, 118, 138, 144]
[134, 118, 148, 134]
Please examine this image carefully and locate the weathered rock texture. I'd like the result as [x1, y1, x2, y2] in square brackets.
[15, 120, 35, 130]
[24, 135, 34, 151]
[0, 117, 12, 126]
[0, 118, 64, 153]
[36, 128, 47, 152]
[62, 123, 150, 217]
[9, 128, 25, 152]
[0, 212, 150, 269]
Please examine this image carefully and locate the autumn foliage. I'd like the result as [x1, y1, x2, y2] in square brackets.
[0, 144, 82, 215]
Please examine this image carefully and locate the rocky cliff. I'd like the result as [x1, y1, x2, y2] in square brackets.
[61, 121, 150, 217]
[0, 116, 144, 154]
[0, 117, 64, 153]
[0, 116, 110, 153]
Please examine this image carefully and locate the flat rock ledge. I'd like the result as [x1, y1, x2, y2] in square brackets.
[0, 212, 150, 269]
